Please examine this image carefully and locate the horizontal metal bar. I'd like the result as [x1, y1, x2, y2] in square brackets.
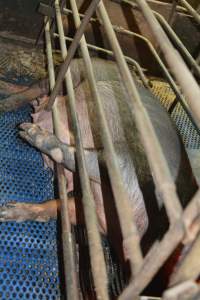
[63, 7, 98, 22]
[147, 0, 187, 13]
[179, 0, 200, 25]
[45, 17, 79, 300]
[54, 1, 109, 298]
[53, 33, 150, 88]
[132, 0, 200, 129]
[56, 4, 200, 132]
[97, 2, 183, 224]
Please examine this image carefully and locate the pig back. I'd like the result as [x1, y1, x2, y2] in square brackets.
[72, 73, 196, 209]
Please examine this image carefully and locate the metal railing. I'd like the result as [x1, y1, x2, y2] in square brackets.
[39, 0, 200, 299]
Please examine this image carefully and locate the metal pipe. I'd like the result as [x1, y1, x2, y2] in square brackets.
[69, 0, 143, 275]
[154, 10, 200, 79]
[153, 11, 200, 77]
[63, 7, 98, 23]
[132, 0, 200, 129]
[147, 0, 187, 13]
[57, 5, 199, 131]
[97, 2, 183, 223]
[168, 0, 178, 26]
[45, 18, 79, 300]
[119, 221, 185, 300]
[112, 22, 200, 135]
[54, 1, 109, 299]
[53, 33, 150, 88]
[179, 0, 200, 25]
[170, 232, 200, 285]
[119, 189, 200, 300]
[46, 0, 101, 110]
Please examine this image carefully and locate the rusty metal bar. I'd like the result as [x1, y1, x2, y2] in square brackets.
[132, 0, 200, 129]
[46, 0, 101, 110]
[68, 0, 143, 275]
[53, 33, 150, 88]
[45, 18, 79, 300]
[54, 1, 109, 298]
[179, 0, 200, 24]
[119, 189, 200, 299]
[97, 2, 183, 224]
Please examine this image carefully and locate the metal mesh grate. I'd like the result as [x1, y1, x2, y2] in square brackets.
[151, 80, 200, 149]
[0, 95, 126, 299]
[0, 102, 60, 300]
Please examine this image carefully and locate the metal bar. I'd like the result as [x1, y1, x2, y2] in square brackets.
[46, 0, 101, 110]
[63, 7, 98, 22]
[54, 1, 109, 299]
[170, 232, 200, 285]
[147, 0, 187, 13]
[111, 21, 200, 135]
[36, 0, 55, 47]
[53, 33, 150, 88]
[119, 221, 185, 300]
[168, 0, 178, 26]
[97, 2, 183, 223]
[45, 18, 79, 300]
[132, 0, 200, 129]
[119, 189, 200, 299]
[57, 5, 199, 132]
[154, 10, 200, 79]
[68, 0, 143, 275]
[179, 0, 200, 24]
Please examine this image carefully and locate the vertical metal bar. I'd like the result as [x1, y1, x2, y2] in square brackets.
[45, 19, 79, 300]
[54, 1, 109, 299]
[133, 0, 200, 129]
[168, 0, 178, 26]
[96, 2, 183, 223]
[69, 0, 143, 276]
[46, 0, 101, 110]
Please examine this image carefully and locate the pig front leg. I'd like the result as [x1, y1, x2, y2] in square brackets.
[0, 198, 77, 224]
[19, 123, 101, 183]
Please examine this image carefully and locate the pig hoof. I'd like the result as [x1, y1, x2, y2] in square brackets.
[19, 123, 59, 155]
[33, 96, 49, 112]
[0, 202, 49, 222]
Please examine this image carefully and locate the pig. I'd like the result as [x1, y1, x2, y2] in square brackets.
[0, 58, 197, 247]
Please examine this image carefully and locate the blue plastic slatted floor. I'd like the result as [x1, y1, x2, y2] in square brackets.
[0, 99, 60, 299]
